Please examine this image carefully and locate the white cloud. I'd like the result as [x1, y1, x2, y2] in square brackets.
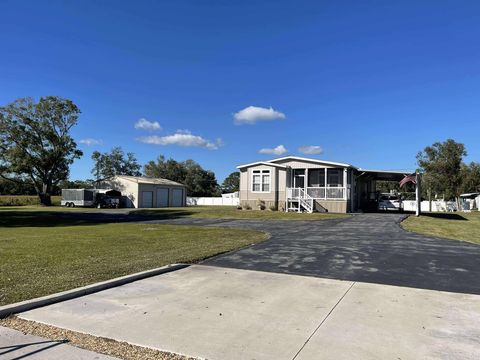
[137, 130, 222, 150]
[258, 145, 287, 155]
[79, 138, 102, 146]
[298, 145, 323, 155]
[134, 118, 162, 131]
[233, 106, 286, 125]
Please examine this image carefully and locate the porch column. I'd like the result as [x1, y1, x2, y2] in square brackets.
[305, 168, 308, 195]
[324, 168, 328, 200]
[343, 168, 347, 200]
[350, 171, 356, 212]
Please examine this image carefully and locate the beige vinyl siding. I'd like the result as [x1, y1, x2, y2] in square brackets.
[239, 159, 351, 212]
[315, 200, 348, 213]
[240, 165, 283, 208]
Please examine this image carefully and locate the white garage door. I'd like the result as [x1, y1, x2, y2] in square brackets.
[141, 191, 153, 208]
[172, 188, 184, 207]
[156, 188, 169, 207]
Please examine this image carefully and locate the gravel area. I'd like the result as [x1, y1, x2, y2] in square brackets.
[0, 316, 197, 360]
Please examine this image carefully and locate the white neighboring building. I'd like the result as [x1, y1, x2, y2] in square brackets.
[96, 175, 187, 208]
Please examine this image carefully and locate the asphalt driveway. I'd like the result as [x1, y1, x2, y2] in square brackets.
[158, 213, 480, 294]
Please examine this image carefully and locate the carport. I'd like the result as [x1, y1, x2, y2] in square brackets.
[354, 169, 410, 212]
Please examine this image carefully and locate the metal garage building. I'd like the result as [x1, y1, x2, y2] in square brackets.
[96, 175, 187, 208]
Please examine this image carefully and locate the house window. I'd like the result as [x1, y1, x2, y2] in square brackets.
[327, 169, 344, 187]
[252, 169, 271, 192]
[308, 169, 325, 187]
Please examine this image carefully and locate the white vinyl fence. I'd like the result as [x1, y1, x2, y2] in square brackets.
[402, 200, 458, 212]
[187, 197, 240, 206]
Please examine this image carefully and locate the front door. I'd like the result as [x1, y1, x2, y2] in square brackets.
[293, 169, 305, 188]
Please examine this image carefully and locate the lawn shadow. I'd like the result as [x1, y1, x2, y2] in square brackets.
[420, 212, 468, 220]
[132, 209, 196, 218]
[0, 208, 197, 227]
[0, 211, 105, 227]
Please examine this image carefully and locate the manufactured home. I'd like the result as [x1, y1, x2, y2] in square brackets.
[96, 175, 187, 208]
[238, 156, 407, 213]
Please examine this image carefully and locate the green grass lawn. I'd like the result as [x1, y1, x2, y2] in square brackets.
[402, 212, 480, 245]
[0, 209, 267, 306]
[0, 205, 350, 220]
[132, 205, 350, 220]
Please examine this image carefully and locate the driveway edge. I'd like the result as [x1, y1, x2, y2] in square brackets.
[0, 263, 189, 318]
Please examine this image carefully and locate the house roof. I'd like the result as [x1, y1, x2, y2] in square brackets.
[236, 161, 288, 169]
[113, 175, 185, 187]
[237, 156, 413, 181]
[268, 156, 354, 168]
[237, 156, 353, 169]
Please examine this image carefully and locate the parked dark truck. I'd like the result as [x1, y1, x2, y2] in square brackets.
[61, 189, 122, 208]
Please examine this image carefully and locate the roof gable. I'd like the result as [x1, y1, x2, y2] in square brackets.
[267, 156, 354, 168]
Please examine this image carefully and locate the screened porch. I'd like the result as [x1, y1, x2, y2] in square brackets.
[286, 168, 348, 200]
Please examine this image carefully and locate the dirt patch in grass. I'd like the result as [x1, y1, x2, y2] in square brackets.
[0, 316, 195, 360]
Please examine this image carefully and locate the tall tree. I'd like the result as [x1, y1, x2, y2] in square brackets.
[222, 171, 240, 193]
[0, 96, 83, 205]
[144, 155, 186, 182]
[0, 177, 36, 195]
[91, 147, 142, 180]
[460, 162, 480, 194]
[183, 159, 220, 197]
[144, 156, 220, 196]
[416, 139, 466, 202]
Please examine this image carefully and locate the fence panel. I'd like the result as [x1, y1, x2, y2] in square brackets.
[187, 197, 239, 206]
[402, 200, 458, 212]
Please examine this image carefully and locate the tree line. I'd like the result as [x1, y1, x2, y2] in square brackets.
[0, 96, 477, 206]
[376, 139, 480, 203]
[90, 147, 239, 197]
[417, 139, 480, 204]
[0, 97, 238, 204]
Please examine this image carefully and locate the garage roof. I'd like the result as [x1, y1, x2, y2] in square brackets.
[115, 175, 185, 186]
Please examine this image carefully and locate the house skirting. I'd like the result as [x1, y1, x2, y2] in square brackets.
[240, 199, 347, 213]
[314, 200, 347, 213]
[241, 200, 286, 211]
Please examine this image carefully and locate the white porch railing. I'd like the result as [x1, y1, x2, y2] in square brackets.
[286, 187, 314, 213]
[287, 187, 345, 200]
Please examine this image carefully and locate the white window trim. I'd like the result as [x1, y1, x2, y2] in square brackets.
[251, 169, 271, 193]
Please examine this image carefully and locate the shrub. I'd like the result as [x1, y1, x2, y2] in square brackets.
[256, 199, 266, 210]
[236, 205, 242, 210]
[243, 203, 252, 210]
[269, 205, 277, 211]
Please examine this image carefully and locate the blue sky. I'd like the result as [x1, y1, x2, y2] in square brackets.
[1, 0, 479, 182]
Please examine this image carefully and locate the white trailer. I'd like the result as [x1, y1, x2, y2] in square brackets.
[61, 189, 96, 207]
